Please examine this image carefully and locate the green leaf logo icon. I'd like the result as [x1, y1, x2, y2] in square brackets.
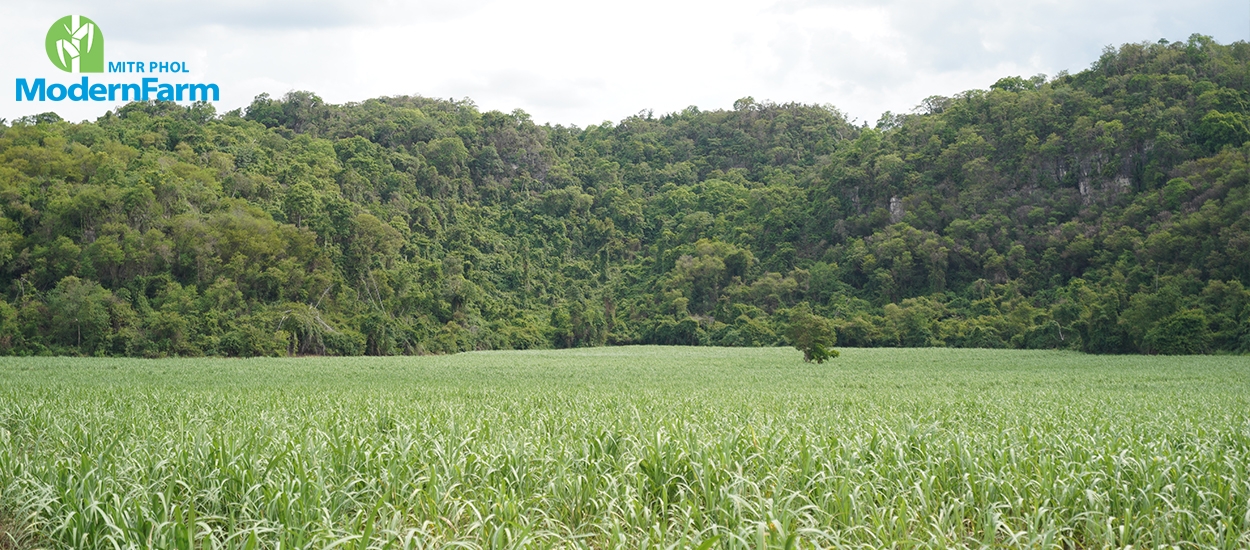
[45, 15, 104, 73]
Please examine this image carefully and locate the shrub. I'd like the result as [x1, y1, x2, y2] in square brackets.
[1144, 310, 1212, 355]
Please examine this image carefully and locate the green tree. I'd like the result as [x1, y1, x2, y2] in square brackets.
[46, 276, 114, 354]
[282, 181, 320, 227]
[786, 303, 839, 363]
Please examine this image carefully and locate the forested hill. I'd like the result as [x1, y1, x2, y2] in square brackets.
[2, 36, 1248, 357]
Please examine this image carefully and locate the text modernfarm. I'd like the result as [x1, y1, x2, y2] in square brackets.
[16, 77, 219, 102]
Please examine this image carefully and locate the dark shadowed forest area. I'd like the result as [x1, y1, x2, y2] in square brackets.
[1, 36, 1248, 356]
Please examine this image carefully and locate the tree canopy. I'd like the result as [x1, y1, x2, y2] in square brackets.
[1, 35, 1248, 356]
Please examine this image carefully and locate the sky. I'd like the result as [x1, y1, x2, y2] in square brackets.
[1, 0, 1246, 127]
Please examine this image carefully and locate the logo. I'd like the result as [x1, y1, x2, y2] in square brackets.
[19, 15, 220, 104]
[45, 15, 104, 73]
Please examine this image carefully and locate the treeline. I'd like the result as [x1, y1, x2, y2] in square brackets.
[1, 35, 1248, 356]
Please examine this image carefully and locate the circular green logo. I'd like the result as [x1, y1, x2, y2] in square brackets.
[45, 15, 104, 73]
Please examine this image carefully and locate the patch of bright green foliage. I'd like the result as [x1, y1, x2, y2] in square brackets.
[1, 348, 1248, 548]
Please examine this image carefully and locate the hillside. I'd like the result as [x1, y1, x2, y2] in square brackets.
[1, 35, 1247, 356]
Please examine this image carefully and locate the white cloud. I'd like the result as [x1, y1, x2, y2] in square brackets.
[1, 0, 1245, 126]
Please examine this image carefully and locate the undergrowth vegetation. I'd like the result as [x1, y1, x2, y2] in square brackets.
[1, 348, 1248, 548]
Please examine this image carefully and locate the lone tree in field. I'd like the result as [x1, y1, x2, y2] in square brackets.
[786, 303, 839, 363]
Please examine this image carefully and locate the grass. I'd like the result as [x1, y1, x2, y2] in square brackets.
[0, 346, 1248, 549]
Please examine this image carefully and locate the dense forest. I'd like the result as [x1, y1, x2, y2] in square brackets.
[1, 35, 1248, 356]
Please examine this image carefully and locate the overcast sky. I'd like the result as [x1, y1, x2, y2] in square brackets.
[2, 0, 1246, 127]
